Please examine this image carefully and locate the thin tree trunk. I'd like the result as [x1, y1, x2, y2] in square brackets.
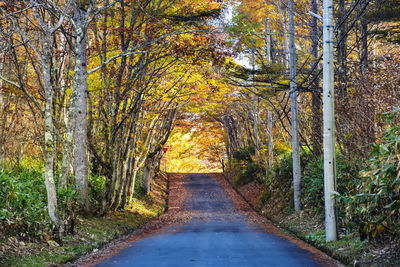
[336, 0, 351, 157]
[360, 0, 368, 73]
[120, 156, 135, 209]
[113, 156, 129, 209]
[60, 84, 77, 188]
[143, 157, 154, 194]
[251, 41, 259, 157]
[360, 2, 375, 151]
[43, 32, 64, 238]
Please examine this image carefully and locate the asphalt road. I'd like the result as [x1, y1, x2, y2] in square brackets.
[94, 173, 325, 267]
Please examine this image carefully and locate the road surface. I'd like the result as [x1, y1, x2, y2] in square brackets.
[93, 173, 332, 267]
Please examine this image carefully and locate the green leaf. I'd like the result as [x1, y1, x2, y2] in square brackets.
[384, 200, 400, 210]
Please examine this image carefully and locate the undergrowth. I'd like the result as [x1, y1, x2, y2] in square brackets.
[231, 146, 265, 187]
[0, 171, 168, 267]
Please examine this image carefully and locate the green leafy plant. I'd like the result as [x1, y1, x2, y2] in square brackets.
[230, 146, 265, 187]
[343, 108, 400, 240]
[301, 155, 366, 214]
[232, 146, 255, 163]
[88, 173, 106, 208]
[233, 162, 263, 187]
[0, 168, 50, 240]
[258, 152, 295, 210]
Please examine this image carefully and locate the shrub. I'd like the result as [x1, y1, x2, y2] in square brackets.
[301, 155, 365, 214]
[233, 162, 263, 187]
[301, 156, 323, 210]
[342, 108, 400, 239]
[231, 146, 264, 187]
[0, 167, 78, 240]
[259, 149, 366, 222]
[267, 150, 314, 190]
[258, 152, 295, 209]
[0, 168, 50, 240]
[232, 146, 255, 162]
[88, 173, 105, 208]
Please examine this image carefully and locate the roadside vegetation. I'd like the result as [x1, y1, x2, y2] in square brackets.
[224, 108, 400, 267]
[0, 170, 168, 267]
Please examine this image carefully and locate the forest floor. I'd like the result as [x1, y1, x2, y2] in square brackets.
[223, 169, 400, 267]
[0, 172, 169, 267]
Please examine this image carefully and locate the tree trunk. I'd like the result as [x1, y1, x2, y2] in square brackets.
[43, 32, 64, 238]
[60, 84, 77, 188]
[113, 156, 129, 210]
[360, 0, 368, 73]
[128, 160, 139, 199]
[73, 7, 89, 206]
[336, 0, 351, 157]
[251, 41, 259, 158]
[121, 157, 135, 209]
[143, 157, 154, 194]
[359, 3, 375, 152]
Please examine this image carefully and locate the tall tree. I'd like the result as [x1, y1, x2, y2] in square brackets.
[0, 0, 73, 239]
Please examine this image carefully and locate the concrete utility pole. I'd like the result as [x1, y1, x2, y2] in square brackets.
[251, 40, 259, 158]
[254, 18, 275, 66]
[265, 19, 274, 169]
[264, 18, 272, 64]
[254, 18, 275, 168]
[322, 0, 338, 241]
[289, 0, 301, 212]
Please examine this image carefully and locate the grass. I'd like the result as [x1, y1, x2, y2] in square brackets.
[7, 251, 73, 267]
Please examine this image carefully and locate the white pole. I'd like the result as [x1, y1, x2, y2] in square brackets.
[289, 0, 301, 212]
[265, 18, 272, 65]
[251, 40, 259, 158]
[264, 19, 274, 169]
[254, 19, 275, 170]
[323, 0, 338, 241]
